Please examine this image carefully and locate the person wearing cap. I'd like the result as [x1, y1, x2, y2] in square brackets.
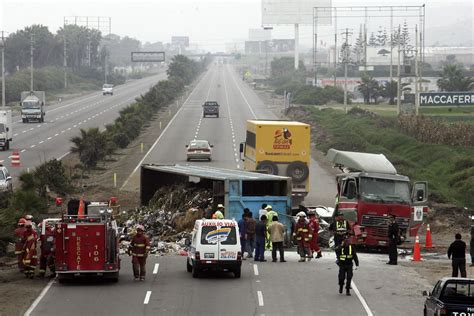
[22, 221, 38, 279]
[258, 204, 268, 221]
[129, 225, 151, 281]
[14, 218, 26, 273]
[308, 210, 322, 259]
[329, 212, 351, 249]
[214, 204, 225, 219]
[265, 205, 277, 250]
[255, 215, 268, 262]
[336, 237, 359, 296]
[387, 214, 400, 265]
[39, 223, 56, 277]
[293, 212, 313, 262]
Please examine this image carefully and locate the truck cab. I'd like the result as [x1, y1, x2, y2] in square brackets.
[0, 110, 12, 150]
[20, 91, 45, 123]
[186, 219, 242, 278]
[423, 277, 474, 316]
[327, 149, 428, 248]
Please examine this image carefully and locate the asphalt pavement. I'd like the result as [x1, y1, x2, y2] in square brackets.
[26, 64, 432, 316]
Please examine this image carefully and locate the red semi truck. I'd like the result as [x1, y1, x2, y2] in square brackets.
[327, 149, 428, 248]
[54, 201, 120, 282]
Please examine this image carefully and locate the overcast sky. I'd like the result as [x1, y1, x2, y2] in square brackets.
[1, 0, 472, 51]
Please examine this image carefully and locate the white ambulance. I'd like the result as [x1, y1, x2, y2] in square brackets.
[186, 219, 242, 278]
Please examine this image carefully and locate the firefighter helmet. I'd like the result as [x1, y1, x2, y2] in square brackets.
[296, 211, 306, 217]
[136, 225, 145, 231]
[25, 214, 33, 220]
[18, 218, 26, 225]
[265, 205, 273, 210]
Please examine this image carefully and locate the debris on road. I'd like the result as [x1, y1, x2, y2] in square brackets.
[120, 184, 213, 255]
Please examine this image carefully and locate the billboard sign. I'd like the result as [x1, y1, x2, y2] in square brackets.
[245, 39, 295, 54]
[131, 52, 165, 62]
[420, 92, 474, 106]
[171, 36, 190, 47]
[262, 0, 332, 25]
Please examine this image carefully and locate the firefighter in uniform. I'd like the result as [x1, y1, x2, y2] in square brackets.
[308, 210, 322, 259]
[14, 218, 27, 272]
[22, 221, 38, 279]
[293, 212, 313, 262]
[129, 225, 150, 281]
[336, 237, 359, 296]
[39, 223, 56, 277]
[330, 212, 351, 248]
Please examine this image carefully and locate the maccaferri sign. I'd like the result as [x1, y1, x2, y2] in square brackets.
[420, 92, 474, 106]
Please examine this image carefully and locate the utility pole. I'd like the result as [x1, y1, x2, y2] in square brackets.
[63, 31, 67, 89]
[415, 24, 419, 115]
[333, 8, 337, 86]
[396, 25, 401, 116]
[1, 31, 5, 109]
[342, 28, 352, 113]
[30, 33, 34, 91]
[390, 6, 393, 82]
[104, 49, 108, 84]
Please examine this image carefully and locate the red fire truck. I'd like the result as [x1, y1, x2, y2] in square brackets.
[327, 149, 428, 248]
[54, 200, 120, 282]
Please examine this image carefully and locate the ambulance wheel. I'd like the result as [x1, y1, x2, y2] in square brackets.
[192, 266, 200, 278]
[286, 161, 309, 183]
[256, 160, 279, 175]
[187, 259, 192, 273]
[234, 268, 241, 279]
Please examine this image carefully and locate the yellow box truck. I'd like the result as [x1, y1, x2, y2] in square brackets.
[239, 120, 311, 207]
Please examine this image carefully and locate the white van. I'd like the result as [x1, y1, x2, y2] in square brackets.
[186, 219, 242, 278]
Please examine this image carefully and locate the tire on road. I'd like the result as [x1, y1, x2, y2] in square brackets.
[108, 272, 119, 283]
[234, 267, 241, 278]
[286, 161, 309, 183]
[256, 160, 279, 175]
[192, 266, 200, 278]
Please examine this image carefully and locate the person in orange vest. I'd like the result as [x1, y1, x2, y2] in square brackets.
[293, 212, 313, 262]
[39, 223, 56, 277]
[22, 221, 38, 279]
[308, 209, 322, 259]
[14, 218, 27, 273]
[128, 225, 151, 281]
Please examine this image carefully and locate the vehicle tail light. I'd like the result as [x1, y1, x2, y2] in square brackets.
[201, 149, 210, 152]
[107, 264, 115, 270]
[237, 251, 242, 262]
[195, 251, 200, 261]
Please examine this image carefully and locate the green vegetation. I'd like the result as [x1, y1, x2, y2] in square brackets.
[437, 64, 473, 92]
[289, 106, 474, 208]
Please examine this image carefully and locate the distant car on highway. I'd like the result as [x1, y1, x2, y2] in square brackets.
[202, 101, 219, 118]
[0, 166, 13, 194]
[423, 277, 474, 316]
[102, 84, 114, 96]
[186, 140, 213, 161]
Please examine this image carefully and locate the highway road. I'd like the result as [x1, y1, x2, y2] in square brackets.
[0, 71, 167, 180]
[27, 64, 432, 316]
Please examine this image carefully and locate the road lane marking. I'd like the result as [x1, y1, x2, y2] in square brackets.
[228, 67, 257, 119]
[13, 133, 18, 136]
[352, 281, 374, 316]
[153, 263, 159, 274]
[21, 149, 26, 153]
[58, 151, 71, 160]
[253, 264, 259, 276]
[257, 291, 264, 306]
[144, 291, 152, 305]
[24, 279, 55, 316]
[47, 137, 52, 140]
[39, 141, 44, 144]
[121, 70, 212, 190]
[54, 133, 59, 137]
[30, 144, 36, 148]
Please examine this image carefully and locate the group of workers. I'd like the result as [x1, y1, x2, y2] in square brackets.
[13, 215, 56, 279]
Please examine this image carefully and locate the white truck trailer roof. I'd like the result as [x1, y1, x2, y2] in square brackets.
[327, 148, 397, 174]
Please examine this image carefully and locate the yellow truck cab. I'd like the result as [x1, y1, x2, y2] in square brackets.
[240, 120, 311, 207]
[186, 219, 242, 278]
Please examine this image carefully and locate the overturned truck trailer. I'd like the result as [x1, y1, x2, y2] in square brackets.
[141, 164, 293, 227]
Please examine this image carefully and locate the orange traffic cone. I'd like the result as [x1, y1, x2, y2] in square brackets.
[412, 235, 422, 262]
[11, 151, 20, 167]
[78, 196, 85, 219]
[425, 224, 433, 248]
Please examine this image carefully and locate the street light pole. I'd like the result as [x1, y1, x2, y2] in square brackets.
[1, 31, 5, 109]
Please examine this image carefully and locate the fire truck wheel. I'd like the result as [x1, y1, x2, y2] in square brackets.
[57, 275, 68, 284]
[192, 266, 200, 278]
[187, 259, 192, 273]
[286, 161, 309, 183]
[256, 160, 279, 175]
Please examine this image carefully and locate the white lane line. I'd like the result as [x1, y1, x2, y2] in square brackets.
[352, 281, 374, 316]
[58, 151, 70, 160]
[228, 67, 257, 119]
[39, 141, 44, 144]
[30, 144, 36, 148]
[253, 264, 259, 276]
[21, 149, 26, 153]
[257, 291, 264, 306]
[47, 137, 52, 140]
[14, 133, 18, 136]
[143, 291, 152, 305]
[24, 279, 55, 316]
[153, 263, 159, 274]
[37, 125, 41, 128]
[54, 133, 59, 137]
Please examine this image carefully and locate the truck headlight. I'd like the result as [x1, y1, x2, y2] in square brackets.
[21, 115, 26, 118]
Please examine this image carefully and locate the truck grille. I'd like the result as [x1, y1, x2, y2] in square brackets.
[361, 215, 409, 228]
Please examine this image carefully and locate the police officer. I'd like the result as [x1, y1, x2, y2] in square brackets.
[336, 237, 359, 296]
[387, 214, 400, 265]
[330, 212, 351, 248]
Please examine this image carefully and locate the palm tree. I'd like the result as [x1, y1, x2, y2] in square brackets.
[70, 128, 108, 170]
[437, 64, 473, 92]
[357, 74, 380, 104]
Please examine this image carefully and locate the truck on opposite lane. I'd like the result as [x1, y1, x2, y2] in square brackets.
[20, 91, 46, 123]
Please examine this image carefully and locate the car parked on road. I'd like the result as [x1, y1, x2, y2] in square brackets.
[102, 84, 114, 96]
[186, 219, 242, 278]
[186, 140, 213, 161]
[423, 277, 474, 316]
[0, 166, 13, 194]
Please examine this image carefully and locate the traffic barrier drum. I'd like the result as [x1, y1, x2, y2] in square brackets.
[11, 151, 20, 167]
